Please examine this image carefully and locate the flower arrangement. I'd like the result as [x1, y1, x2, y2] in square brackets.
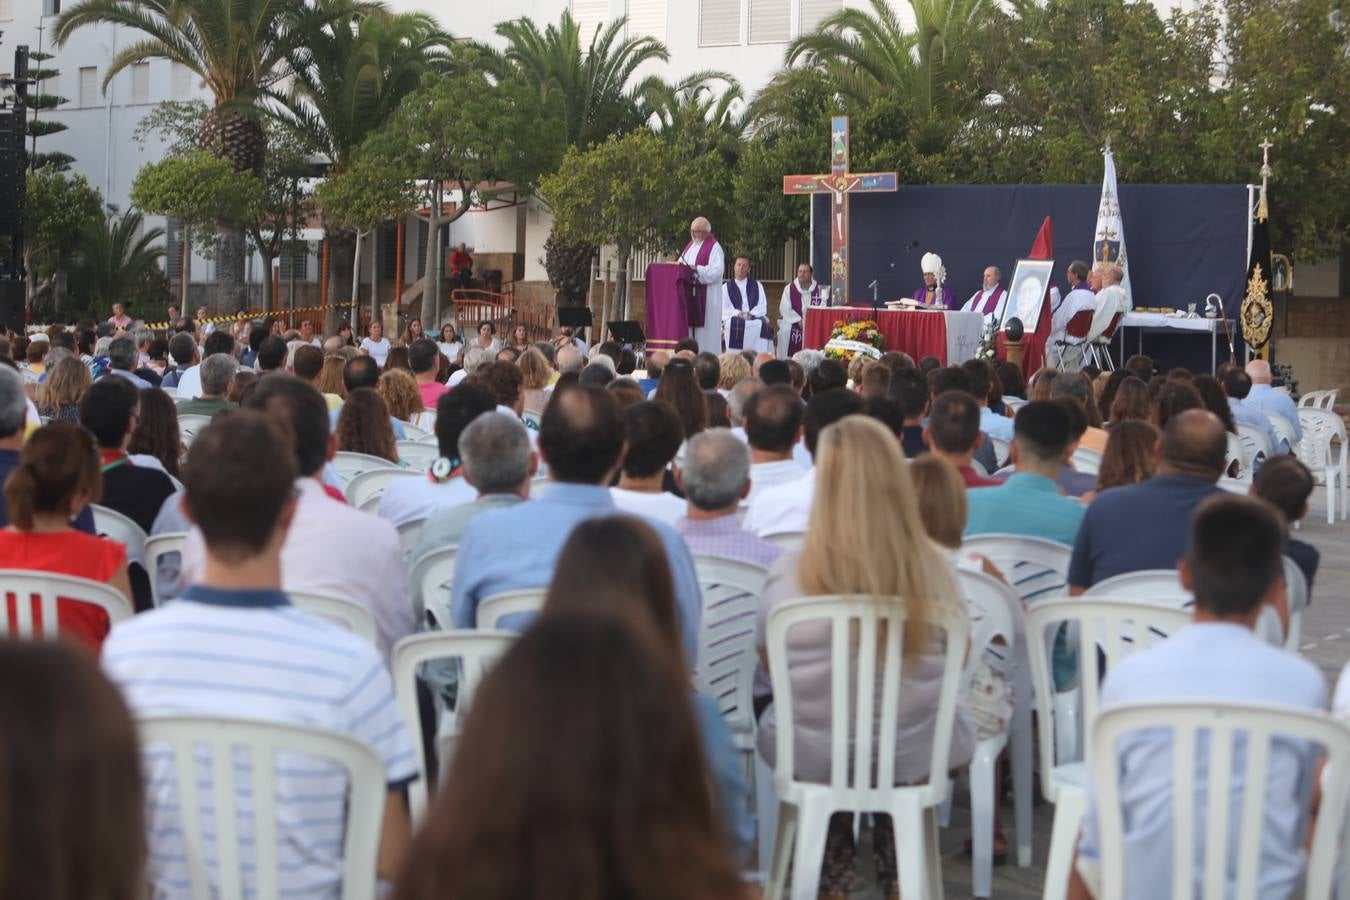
[975, 319, 999, 363]
[823, 319, 885, 363]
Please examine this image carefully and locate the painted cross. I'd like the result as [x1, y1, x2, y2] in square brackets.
[782, 116, 898, 304]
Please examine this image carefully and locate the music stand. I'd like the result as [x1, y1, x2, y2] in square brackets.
[606, 320, 645, 349]
[557, 307, 593, 328]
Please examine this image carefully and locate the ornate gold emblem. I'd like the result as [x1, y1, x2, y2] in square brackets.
[1241, 263, 1273, 349]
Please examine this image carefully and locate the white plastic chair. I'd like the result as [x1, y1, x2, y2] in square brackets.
[763, 597, 966, 900]
[1269, 413, 1298, 454]
[959, 533, 1072, 867]
[990, 436, 1011, 469]
[345, 468, 419, 512]
[476, 587, 547, 629]
[1089, 700, 1350, 900]
[395, 440, 439, 470]
[1070, 447, 1102, 476]
[0, 569, 133, 638]
[1281, 557, 1308, 652]
[955, 569, 1023, 897]
[176, 413, 214, 447]
[1024, 599, 1193, 900]
[1003, 397, 1027, 414]
[390, 630, 514, 824]
[288, 591, 378, 644]
[409, 545, 458, 626]
[1316, 388, 1339, 410]
[136, 713, 386, 900]
[91, 503, 148, 569]
[1224, 430, 1248, 480]
[144, 531, 187, 607]
[1297, 389, 1324, 408]
[1236, 421, 1272, 468]
[1296, 407, 1347, 522]
[331, 451, 399, 486]
[399, 420, 432, 441]
[762, 531, 805, 553]
[396, 517, 427, 558]
[161, 385, 177, 398]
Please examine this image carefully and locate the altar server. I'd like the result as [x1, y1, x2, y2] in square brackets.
[778, 263, 829, 359]
[721, 257, 775, 355]
[961, 266, 1008, 324]
[913, 252, 957, 309]
[679, 217, 724, 353]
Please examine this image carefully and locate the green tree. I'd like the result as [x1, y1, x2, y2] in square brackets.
[22, 167, 104, 313]
[72, 210, 168, 315]
[539, 130, 730, 319]
[54, 0, 332, 311]
[25, 50, 74, 171]
[645, 75, 746, 164]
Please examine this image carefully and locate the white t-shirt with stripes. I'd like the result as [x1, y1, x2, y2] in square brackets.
[102, 586, 418, 899]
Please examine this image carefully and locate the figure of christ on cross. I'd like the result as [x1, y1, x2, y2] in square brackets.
[783, 116, 898, 305]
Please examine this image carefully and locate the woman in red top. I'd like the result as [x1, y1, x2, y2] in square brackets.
[0, 425, 132, 651]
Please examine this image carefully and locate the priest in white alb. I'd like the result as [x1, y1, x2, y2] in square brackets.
[961, 266, 1009, 325]
[722, 256, 775, 355]
[679, 217, 724, 353]
[778, 262, 829, 358]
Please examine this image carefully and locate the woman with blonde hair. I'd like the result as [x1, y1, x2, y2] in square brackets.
[756, 415, 974, 899]
[315, 356, 348, 400]
[37, 356, 92, 423]
[716, 351, 750, 391]
[1027, 367, 1059, 401]
[378, 368, 428, 427]
[517, 347, 553, 422]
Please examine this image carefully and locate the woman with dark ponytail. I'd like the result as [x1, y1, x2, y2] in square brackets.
[0, 424, 132, 650]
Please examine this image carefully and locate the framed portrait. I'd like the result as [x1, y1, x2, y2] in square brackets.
[1001, 258, 1056, 332]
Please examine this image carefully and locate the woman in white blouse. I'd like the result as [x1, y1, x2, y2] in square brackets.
[360, 320, 390, 367]
[472, 320, 500, 354]
[437, 323, 464, 364]
[755, 415, 974, 899]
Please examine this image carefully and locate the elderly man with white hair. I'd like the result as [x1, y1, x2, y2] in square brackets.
[673, 428, 782, 569]
[679, 216, 724, 353]
[1245, 359, 1302, 443]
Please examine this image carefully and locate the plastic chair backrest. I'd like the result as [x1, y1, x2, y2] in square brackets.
[765, 595, 968, 806]
[692, 555, 769, 735]
[399, 420, 432, 441]
[1004, 397, 1027, 414]
[1269, 414, 1297, 452]
[1024, 599, 1192, 799]
[409, 545, 458, 626]
[1317, 388, 1339, 410]
[762, 531, 805, 552]
[0, 569, 133, 638]
[176, 413, 214, 439]
[331, 451, 399, 485]
[1224, 430, 1247, 476]
[91, 503, 148, 568]
[1065, 309, 1095, 339]
[161, 385, 177, 398]
[395, 441, 439, 470]
[144, 532, 187, 607]
[1235, 422, 1272, 464]
[1282, 557, 1308, 651]
[390, 630, 514, 824]
[990, 436, 1011, 468]
[960, 534, 1072, 606]
[1084, 569, 1192, 607]
[476, 588, 547, 629]
[1071, 447, 1102, 476]
[395, 517, 426, 557]
[345, 468, 419, 511]
[956, 569, 1020, 682]
[1297, 390, 1323, 408]
[1090, 701, 1350, 900]
[1296, 407, 1346, 470]
[288, 591, 378, 644]
[137, 713, 385, 900]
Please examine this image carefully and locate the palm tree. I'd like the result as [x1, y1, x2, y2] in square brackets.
[54, 0, 333, 311]
[644, 73, 746, 163]
[478, 11, 669, 149]
[75, 211, 167, 314]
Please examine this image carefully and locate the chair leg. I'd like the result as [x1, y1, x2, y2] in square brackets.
[1053, 688, 1081, 765]
[787, 797, 831, 900]
[938, 781, 953, 828]
[894, 801, 930, 900]
[765, 801, 797, 900]
[1010, 672, 1034, 868]
[969, 741, 1000, 898]
[1042, 789, 1088, 900]
[925, 806, 946, 900]
[756, 757, 778, 877]
[1327, 476, 1335, 524]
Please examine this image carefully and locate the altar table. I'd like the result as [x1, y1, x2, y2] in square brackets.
[1115, 312, 1236, 374]
[804, 306, 985, 365]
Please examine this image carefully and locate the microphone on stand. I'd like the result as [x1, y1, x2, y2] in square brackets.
[869, 279, 881, 315]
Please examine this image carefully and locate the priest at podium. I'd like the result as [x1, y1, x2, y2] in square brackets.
[679, 217, 724, 353]
[723, 256, 775, 355]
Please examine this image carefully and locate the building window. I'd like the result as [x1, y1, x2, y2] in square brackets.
[278, 245, 309, 282]
[172, 62, 194, 99]
[0, 0, 15, 21]
[626, 0, 665, 41]
[699, 0, 740, 46]
[41, 0, 59, 16]
[78, 66, 98, 107]
[749, 0, 789, 43]
[131, 62, 150, 104]
[571, 0, 609, 47]
[798, 0, 841, 33]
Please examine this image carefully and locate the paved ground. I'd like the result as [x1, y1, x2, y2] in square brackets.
[836, 489, 1350, 899]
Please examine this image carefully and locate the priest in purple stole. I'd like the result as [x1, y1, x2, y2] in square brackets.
[912, 251, 957, 309]
[778, 262, 829, 358]
[960, 265, 1009, 325]
[678, 217, 724, 353]
[722, 256, 775, 355]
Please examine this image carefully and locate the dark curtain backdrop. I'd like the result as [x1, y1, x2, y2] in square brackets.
[812, 184, 1249, 316]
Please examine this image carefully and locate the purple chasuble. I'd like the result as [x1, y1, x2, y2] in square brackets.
[977, 286, 1005, 315]
[912, 284, 957, 310]
[786, 282, 821, 357]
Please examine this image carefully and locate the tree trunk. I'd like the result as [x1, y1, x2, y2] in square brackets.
[369, 224, 380, 336]
[418, 214, 441, 328]
[216, 225, 248, 314]
[259, 249, 275, 313]
[350, 230, 363, 330]
[614, 245, 632, 335]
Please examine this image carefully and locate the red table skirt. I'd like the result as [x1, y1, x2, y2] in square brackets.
[805, 307, 952, 362]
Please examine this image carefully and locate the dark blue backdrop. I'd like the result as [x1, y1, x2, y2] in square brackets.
[812, 184, 1249, 316]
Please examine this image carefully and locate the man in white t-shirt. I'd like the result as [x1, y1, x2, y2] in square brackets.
[743, 384, 808, 505]
[610, 399, 686, 525]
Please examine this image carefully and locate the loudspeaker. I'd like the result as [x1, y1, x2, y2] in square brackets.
[0, 281, 25, 334]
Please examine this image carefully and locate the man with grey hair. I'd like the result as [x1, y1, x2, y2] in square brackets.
[961, 265, 1007, 325]
[0, 365, 95, 532]
[105, 336, 153, 388]
[791, 348, 825, 381]
[134, 328, 155, 367]
[674, 428, 781, 569]
[679, 216, 724, 354]
[412, 411, 537, 561]
[448, 345, 493, 388]
[727, 377, 763, 433]
[556, 344, 584, 375]
[175, 354, 238, 417]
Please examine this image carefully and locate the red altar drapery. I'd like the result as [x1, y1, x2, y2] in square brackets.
[804, 307, 952, 362]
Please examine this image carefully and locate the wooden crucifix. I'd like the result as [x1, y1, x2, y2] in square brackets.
[783, 116, 898, 304]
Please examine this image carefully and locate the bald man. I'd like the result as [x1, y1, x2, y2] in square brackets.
[679, 217, 724, 354]
[1245, 359, 1302, 443]
[1069, 409, 1227, 592]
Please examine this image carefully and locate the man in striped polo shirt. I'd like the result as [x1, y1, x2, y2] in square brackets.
[103, 411, 417, 898]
